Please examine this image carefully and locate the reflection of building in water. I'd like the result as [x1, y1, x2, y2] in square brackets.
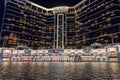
[0, 0, 120, 49]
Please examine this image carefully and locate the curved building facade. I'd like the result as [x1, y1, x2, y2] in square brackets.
[0, 0, 120, 49]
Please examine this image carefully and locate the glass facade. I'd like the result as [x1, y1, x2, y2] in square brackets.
[0, 0, 120, 49]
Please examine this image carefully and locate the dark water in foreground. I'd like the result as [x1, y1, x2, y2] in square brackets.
[0, 62, 120, 80]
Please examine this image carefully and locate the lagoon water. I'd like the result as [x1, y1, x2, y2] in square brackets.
[0, 62, 120, 80]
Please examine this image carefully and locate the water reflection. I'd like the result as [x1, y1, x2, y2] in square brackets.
[0, 62, 120, 80]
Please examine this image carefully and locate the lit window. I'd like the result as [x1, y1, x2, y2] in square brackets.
[106, 18, 111, 22]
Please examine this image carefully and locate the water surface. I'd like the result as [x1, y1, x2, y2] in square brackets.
[0, 62, 120, 80]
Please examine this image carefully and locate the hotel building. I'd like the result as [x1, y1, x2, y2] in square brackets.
[0, 0, 120, 49]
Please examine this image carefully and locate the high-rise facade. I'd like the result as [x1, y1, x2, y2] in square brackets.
[75, 0, 120, 47]
[0, 0, 120, 49]
[0, 0, 54, 48]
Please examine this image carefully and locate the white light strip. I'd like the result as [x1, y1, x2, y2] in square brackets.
[62, 14, 64, 49]
[24, 0, 86, 11]
[57, 14, 59, 48]
[25, 0, 48, 10]
[74, 0, 87, 8]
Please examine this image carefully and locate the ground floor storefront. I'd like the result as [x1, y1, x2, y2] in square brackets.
[1, 55, 118, 62]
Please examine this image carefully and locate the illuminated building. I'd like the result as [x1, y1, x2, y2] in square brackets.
[0, 0, 120, 49]
[75, 0, 120, 47]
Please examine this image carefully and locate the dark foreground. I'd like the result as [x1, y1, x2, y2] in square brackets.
[0, 62, 120, 80]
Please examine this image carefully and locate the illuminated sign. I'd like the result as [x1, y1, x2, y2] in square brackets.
[53, 6, 68, 13]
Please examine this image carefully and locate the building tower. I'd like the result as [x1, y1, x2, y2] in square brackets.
[53, 7, 68, 49]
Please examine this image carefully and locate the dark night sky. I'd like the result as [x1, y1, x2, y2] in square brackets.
[0, 0, 4, 28]
[29, 0, 81, 8]
[0, 0, 81, 27]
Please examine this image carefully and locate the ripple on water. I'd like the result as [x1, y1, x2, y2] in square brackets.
[0, 62, 120, 80]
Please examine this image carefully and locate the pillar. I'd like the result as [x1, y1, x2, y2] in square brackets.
[59, 56, 62, 62]
[94, 56, 96, 62]
[50, 56, 52, 62]
[106, 56, 109, 62]
[32, 58, 35, 62]
[117, 53, 120, 62]
[100, 57, 102, 62]
[42, 57, 44, 62]
[10, 56, 12, 62]
[67, 57, 69, 62]
[106, 53, 109, 62]
[58, 57, 60, 62]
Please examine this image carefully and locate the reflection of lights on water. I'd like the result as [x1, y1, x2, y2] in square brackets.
[0, 62, 120, 79]
[109, 63, 118, 71]
[2, 62, 10, 68]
